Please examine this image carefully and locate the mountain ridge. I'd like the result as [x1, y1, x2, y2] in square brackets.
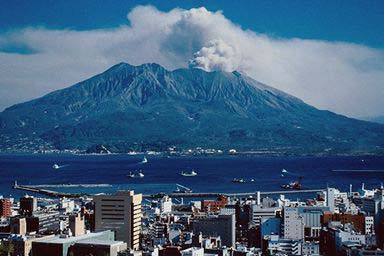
[1, 62, 383, 155]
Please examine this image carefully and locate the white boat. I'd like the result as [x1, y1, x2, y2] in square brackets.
[141, 157, 148, 164]
[174, 183, 192, 193]
[232, 178, 245, 183]
[180, 170, 197, 177]
[52, 164, 60, 169]
[127, 170, 144, 178]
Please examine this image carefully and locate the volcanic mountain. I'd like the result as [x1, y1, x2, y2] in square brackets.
[1, 62, 383, 154]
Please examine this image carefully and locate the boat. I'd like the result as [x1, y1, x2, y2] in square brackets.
[173, 184, 192, 193]
[232, 178, 245, 183]
[281, 169, 288, 177]
[52, 164, 60, 169]
[180, 170, 198, 177]
[281, 177, 302, 190]
[127, 170, 145, 178]
[141, 157, 148, 164]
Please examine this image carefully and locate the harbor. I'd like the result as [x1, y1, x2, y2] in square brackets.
[12, 181, 325, 199]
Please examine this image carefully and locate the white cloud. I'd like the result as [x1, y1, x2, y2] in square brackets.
[189, 39, 240, 72]
[0, 5, 383, 118]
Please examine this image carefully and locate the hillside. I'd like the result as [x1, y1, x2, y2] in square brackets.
[1, 63, 383, 155]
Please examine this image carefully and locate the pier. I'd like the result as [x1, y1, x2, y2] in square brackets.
[13, 182, 84, 198]
[12, 181, 324, 199]
[143, 189, 325, 199]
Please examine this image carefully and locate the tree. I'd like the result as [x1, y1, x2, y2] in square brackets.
[0, 242, 14, 256]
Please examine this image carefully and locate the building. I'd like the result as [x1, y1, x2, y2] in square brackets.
[326, 187, 349, 213]
[59, 197, 75, 213]
[297, 206, 329, 240]
[361, 189, 384, 238]
[10, 217, 27, 235]
[283, 207, 305, 241]
[69, 213, 85, 236]
[31, 230, 115, 256]
[3, 234, 55, 256]
[0, 198, 12, 217]
[159, 246, 182, 256]
[263, 235, 302, 255]
[322, 212, 374, 235]
[320, 222, 366, 255]
[94, 190, 142, 249]
[201, 195, 228, 212]
[152, 222, 169, 246]
[260, 217, 281, 238]
[26, 211, 61, 233]
[302, 241, 320, 256]
[160, 196, 172, 214]
[68, 239, 127, 256]
[180, 247, 204, 256]
[20, 195, 37, 216]
[249, 205, 279, 226]
[192, 213, 235, 248]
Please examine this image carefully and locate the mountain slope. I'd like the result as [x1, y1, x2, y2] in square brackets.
[1, 62, 383, 154]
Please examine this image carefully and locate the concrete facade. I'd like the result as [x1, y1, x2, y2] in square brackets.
[94, 190, 142, 250]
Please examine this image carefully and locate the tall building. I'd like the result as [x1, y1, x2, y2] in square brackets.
[94, 190, 142, 250]
[152, 222, 169, 246]
[0, 198, 12, 217]
[69, 213, 85, 236]
[160, 196, 173, 214]
[362, 190, 384, 233]
[192, 213, 236, 248]
[283, 207, 305, 241]
[326, 187, 349, 213]
[20, 195, 37, 216]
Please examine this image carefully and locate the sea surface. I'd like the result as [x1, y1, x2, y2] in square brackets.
[0, 154, 384, 200]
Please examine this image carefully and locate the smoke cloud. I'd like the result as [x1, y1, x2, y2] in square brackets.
[189, 39, 240, 72]
[0, 6, 383, 118]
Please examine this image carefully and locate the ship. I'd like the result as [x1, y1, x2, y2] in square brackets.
[52, 164, 60, 169]
[180, 170, 198, 177]
[173, 183, 193, 193]
[141, 157, 148, 164]
[232, 178, 245, 183]
[127, 170, 145, 178]
[281, 177, 303, 190]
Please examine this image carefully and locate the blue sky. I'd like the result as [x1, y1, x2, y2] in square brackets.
[0, 1, 383, 118]
[1, 0, 383, 48]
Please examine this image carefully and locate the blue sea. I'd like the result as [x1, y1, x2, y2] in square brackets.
[0, 154, 384, 199]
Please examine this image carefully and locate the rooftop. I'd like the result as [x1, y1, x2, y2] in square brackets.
[33, 231, 112, 244]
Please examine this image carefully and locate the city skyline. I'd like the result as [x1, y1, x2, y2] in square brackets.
[0, 2, 383, 255]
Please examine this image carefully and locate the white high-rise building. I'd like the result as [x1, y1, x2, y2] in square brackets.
[283, 207, 304, 241]
[160, 196, 172, 214]
[326, 187, 349, 213]
[94, 191, 142, 250]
